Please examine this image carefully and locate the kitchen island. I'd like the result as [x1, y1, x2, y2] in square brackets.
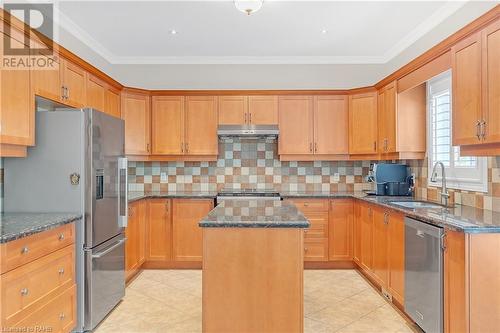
[199, 199, 309, 333]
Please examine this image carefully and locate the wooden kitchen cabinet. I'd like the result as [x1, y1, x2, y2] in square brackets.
[218, 95, 278, 125]
[172, 199, 214, 262]
[218, 96, 247, 125]
[359, 201, 373, 272]
[31, 53, 62, 104]
[452, 18, 500, 155]
[184, 96, 218, 156]
[278, 96, 314, 155]
[314, 96, 349, 155]
[125, 200, 146, 281]
[387, 212, 405, 305]
[105, 86, 121, 118]
[151, 96, 185, 155]
[86, 74, 106, 111]
[328, 199, 353, 261]
[378, 82, 397, 153]
[0, 32, 33, 151]
[248, 95, 278, 125]
[146, 199, 172, 262]
[349, 92, 378, 155]
[352, 203, 361, 265]
[372, 207, 389, 287]
[288, 199, 329, 262]
[61, 58, 87, 108]
[122, 91, 151, 155]
[279, 95, 348, 160]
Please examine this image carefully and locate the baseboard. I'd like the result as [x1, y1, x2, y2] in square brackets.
[304, 260, 355, 269]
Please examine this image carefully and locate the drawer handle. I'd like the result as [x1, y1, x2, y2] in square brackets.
[304, 247, 308, 252]
[20, 288, 29, 296]
[303, 203, 309, 207]
[58, 233, 65, 241]
[304, 230, 308, 233]
[59, 313, 66, 320]
[58, 268, 65, 275]
[21, 246, 29, 254]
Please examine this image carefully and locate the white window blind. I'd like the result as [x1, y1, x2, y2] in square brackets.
[427, 71, 487, 192]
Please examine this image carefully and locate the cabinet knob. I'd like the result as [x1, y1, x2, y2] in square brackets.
[476, 120, 482, 140]
[21, 246, 29, 254]
[309, 143, 313, 153]
[58, 233, 65, 241]
[59, 313, 66, 320]
[20, 288, 29, 296]
[303, 203, 309, 207]
[304, 247, 308, 252]
[304, 229, 308, 233]
[58, 268, 65, 275]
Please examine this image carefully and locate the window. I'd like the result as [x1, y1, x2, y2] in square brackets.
[427, 70, 487, 192]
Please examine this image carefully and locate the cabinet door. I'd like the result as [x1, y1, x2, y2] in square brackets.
[185, 96, 218, 155]
[349, 92, 378, 154]
[172, 199, 213, 262]
[482, 19, 500, 144]
[218, 96, 247, 125]
[86, 74, 105, 111]
[31, 53, 62, 103]
[248, 95, 278, 125]
[125, 203, 139, 279]
[372, 207, 388, 287]
[61, 59, 87, 108]
[121, 92, 151, 155]
[278, 96, 314, 155]
[0, 32, 33, 146]
[328, 199, 353, 261]
[388, 212, 405, 304]
[314, 95, 349, 155]
[452, 32, 482, 145]
[151, 96, 184, 155]
[352, 202, 361, 264]
[146, 199, 171, 261]
[137, 200, 147, 265]
[359, 203, 373, 271]
[378, 82, 397, 153]
[105, 87, 121, 118]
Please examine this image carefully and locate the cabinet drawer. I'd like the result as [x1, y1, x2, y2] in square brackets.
[13, 284, 77, 333]
[0, 224, 75, 274]
[304, 221, 328, 239]
[304, 239, 328, 262]
[289, 199, 329, 212]
[1, 245, 75, 326]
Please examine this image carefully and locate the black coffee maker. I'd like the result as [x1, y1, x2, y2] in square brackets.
[369, 163, 413, 196]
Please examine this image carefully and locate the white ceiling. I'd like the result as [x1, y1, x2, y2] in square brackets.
[56, 0, 474, 64]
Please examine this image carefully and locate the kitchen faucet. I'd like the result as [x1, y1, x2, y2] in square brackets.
[430, 161, 450, 207]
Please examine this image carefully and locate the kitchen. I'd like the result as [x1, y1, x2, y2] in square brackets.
[0, 1, 500, 333]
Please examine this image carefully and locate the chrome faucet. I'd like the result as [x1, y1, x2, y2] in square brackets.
[430, 161, 450, 207]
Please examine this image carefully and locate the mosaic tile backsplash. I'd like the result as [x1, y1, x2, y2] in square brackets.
[128, 138, 375, 193]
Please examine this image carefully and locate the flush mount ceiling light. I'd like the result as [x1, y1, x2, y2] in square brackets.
[234, 0, 264, 15]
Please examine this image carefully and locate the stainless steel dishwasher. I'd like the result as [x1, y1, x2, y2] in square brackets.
[404, 217, 444, 333]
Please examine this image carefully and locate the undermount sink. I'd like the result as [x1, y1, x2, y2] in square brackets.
[388, 201, 446, 209]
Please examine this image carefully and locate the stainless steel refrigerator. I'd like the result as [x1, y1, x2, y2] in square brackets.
[4, 108, 128, 332]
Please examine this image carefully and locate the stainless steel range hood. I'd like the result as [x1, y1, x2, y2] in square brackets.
[217, 124, 279, 137]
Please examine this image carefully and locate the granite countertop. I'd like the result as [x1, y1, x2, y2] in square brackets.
[128, 191, 218, 202]
[199, 199, 310, 228]
[0, 213, 82, 244]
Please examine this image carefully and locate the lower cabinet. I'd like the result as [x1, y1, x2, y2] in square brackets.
[172, 199, 214, 262]
[372, 207, 389, 287]
[329, 199, 353, 261]
[146, 199, 172, 262]
[125, 199, 147, 280]
[359, 201, 373, 271]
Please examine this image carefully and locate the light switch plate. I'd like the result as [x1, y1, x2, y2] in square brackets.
[160, 172, 167, 182]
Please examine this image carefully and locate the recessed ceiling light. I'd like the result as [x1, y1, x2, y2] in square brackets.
[170, 29, 177, 35]
[321, 29, 328, 34]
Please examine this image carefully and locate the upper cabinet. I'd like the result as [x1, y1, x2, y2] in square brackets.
[150, 96, 218, 158]
[60, 59, 87, 108]
[453, 18, 500, 155]
[279, 95, 349, 160]
[185, 96, 218, 155]
[378, 81, 426, 159]
[105, 86, 121, 118]
[218, 95, 278, 125]
[349, 92, 378, 155]
[122, 91, 151, 155]
[87, 74, 121, 117]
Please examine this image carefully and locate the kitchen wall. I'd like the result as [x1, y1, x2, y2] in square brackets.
[128, 137, 375, 193]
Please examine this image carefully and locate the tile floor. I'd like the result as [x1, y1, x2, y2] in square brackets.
[95, 269, 418, 333]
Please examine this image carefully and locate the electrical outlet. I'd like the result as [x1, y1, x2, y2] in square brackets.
[160, 172, 167, 182]
[333, 173, 340, 182]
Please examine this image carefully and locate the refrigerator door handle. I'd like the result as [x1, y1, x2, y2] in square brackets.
[91, 238, 127, 259]
[118, 157, 128, 228]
